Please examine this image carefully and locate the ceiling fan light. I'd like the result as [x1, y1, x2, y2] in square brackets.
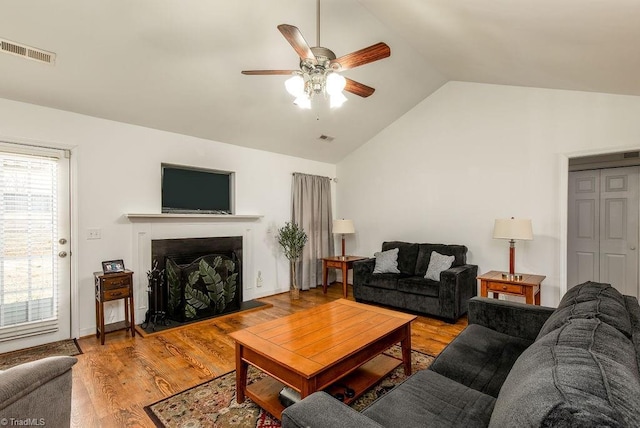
[285, 75, 305, 97]
[326, 72, 346, 95]
[294, 95, 311, 109]
[330, 92, 348, 108]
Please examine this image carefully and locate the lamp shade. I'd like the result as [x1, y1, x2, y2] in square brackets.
[493, 218, 533, 240]
[333, 219, 355, 235]
[285, 75, 305, 97]
[326, 72, 346, 95]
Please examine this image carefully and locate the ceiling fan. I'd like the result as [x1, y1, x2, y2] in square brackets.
[242, 0, 390, 108]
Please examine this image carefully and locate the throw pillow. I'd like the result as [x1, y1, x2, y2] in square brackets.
[373, 248, 401, 274]
[424, 251, 454, 281]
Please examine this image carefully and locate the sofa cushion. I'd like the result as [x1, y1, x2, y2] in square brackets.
[363, 370, 496, 428]
[429, 324, 533, 398]
[397, 277, 440, 297]
[537, 281, 633, 339]
[625, 295, 640, 372]
[424, 251, 455, 281]
[364, 273, 406, 291]
[373, 248, 401, 274]
[415, 244, 467, 276]
[490, 317, 640, 427]
[382, 241, 419, 275]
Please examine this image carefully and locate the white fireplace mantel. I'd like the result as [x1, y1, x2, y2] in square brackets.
[128, 213, 259, 323]
[126, 213, 262, 222]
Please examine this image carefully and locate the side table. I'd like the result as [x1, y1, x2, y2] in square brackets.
[477, 270, 545, 305]
[322, 256, 367, 298]
[94, 270, 136, 345]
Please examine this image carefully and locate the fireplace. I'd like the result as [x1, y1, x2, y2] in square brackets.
[150, 236, 242, 322]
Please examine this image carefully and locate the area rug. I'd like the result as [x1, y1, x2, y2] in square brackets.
[144, 346, 434, 428]
[0, 338, 82, 370]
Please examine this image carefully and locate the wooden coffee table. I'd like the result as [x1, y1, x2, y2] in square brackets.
[229, 299, 416, 419]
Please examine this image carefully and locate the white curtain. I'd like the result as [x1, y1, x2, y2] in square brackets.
[292, 173, 335, 290]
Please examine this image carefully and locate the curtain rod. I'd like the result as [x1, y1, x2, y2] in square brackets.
[292, 172, 337, 182]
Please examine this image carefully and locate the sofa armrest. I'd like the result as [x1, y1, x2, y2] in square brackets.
[0, 356, 77, 425]
[438, 264, 478, 321]
[353, 258, 375, 287]
[468, 297, 555, 341]
[282, 391, 383, 428]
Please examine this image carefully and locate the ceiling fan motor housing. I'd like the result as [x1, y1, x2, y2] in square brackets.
[296, 47, 338, 95]
[301, 46, 337, 71]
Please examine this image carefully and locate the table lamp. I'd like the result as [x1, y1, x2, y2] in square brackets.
[333, 219, 355, 260]
[493, 217, 533, 280]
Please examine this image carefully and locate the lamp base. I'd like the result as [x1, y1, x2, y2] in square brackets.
[501, 273, 523, 281]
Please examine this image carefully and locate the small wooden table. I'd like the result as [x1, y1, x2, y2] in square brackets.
[229, 299, 415, 420]
[477, 270, 545, 305]
[94, 270, 136, 345]
[322, 256, 367, 298]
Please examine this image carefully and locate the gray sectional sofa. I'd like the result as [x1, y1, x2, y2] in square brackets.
[0, 356, 77, 426]
[353, 241, 478, 322]
[282, 282, 640, 427]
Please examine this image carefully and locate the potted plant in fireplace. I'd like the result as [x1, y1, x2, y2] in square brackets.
[277, 221, 308, 299]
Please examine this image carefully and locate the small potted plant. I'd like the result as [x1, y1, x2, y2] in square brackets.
[277, 222, 308, 299]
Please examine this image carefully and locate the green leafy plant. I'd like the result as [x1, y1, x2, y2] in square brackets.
[276, 222, 308, 294]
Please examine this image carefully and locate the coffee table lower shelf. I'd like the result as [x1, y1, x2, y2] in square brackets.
[245, 352, 402, 420]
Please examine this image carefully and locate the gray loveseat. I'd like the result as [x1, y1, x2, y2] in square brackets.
[0, 356, 77, 426]
[353, 241, 478, 322]
[282, 282, 640, 427]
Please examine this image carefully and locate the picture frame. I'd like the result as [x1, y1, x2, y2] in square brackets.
[102, 259, 125, 274]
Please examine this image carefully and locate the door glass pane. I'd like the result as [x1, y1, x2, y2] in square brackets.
[0, 152, 58, 332]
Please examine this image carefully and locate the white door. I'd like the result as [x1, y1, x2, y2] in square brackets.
[599, 167, 639, 296]
[0, 143, 71, 353]
[568, 170, 600, 287]
[568, 167, 640, 298]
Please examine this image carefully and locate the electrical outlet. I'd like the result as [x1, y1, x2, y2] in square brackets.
[87, 228, 101, 240]
[256, 270, 263, 287]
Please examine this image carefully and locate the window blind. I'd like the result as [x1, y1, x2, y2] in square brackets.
[0, 150, 59, 341]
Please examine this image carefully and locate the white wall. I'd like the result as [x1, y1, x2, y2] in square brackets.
[337, 81, 640, 307]
[0, 97, 336, 337]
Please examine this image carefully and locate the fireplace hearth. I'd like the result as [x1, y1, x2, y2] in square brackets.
[150, 236, 243, 323]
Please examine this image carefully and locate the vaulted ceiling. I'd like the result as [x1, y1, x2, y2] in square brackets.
[1, 1, 638, 163]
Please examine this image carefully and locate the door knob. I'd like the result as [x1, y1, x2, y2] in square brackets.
[58, 251, 68, 258]
[631, 246, 637, 251]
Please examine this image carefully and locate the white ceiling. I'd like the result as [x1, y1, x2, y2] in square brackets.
[1, 1, 639, 163]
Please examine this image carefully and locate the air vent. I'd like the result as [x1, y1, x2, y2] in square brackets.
[624, 151, 640, 159]
[0, 38, 56, 65]
[318, 135, 335, 143]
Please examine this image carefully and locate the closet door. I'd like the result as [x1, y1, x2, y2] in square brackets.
[599, 167, 639, 297]
[568, 167, 639, 298]
[568, 170, 600, 288]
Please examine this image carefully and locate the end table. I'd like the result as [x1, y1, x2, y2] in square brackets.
[322, 256, 367, 298]
[94, 270, 136, 344]
[477, 270, 545, 305]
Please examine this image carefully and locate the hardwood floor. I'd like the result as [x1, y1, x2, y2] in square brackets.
[72, 285, 467, 427]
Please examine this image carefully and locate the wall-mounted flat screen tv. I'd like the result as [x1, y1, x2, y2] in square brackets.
[161, 164, 234, 214]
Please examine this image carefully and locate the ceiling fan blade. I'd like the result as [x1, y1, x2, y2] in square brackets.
[277, 24, 317, 64]
[330, 42, 390, 71]
[242, 70, 297, 75]
[345, 78, 375, 98]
